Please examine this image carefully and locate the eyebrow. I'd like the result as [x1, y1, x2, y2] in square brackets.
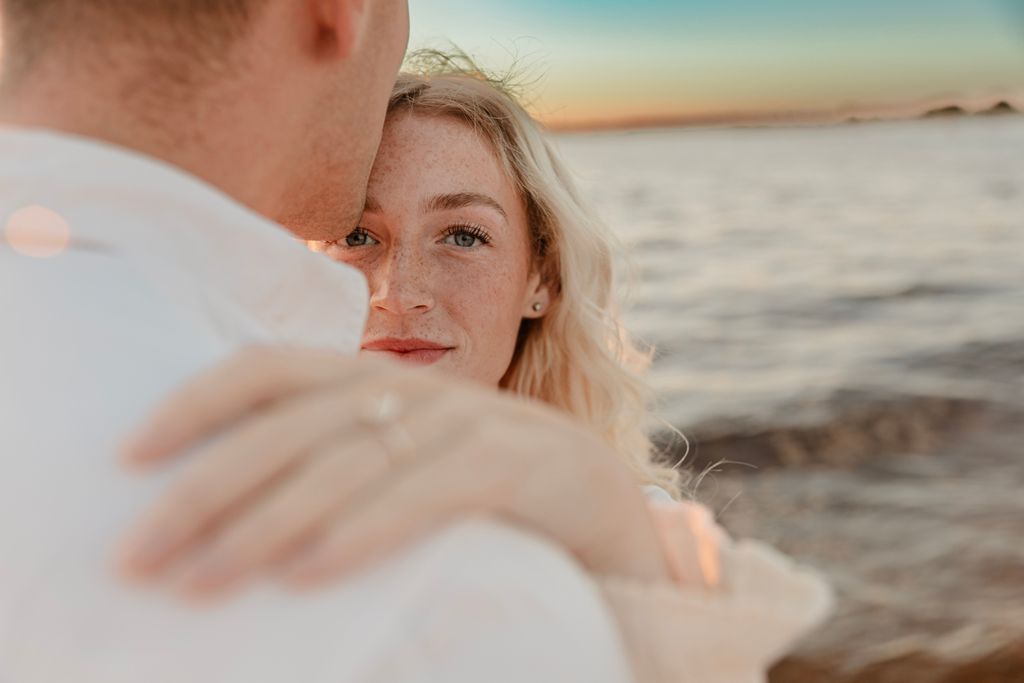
[363, 192, 509, 221]
[426, 192, 508, 220]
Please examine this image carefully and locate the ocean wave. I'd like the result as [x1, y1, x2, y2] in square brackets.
[903, 339, 1024, 382]
[653, 389, 1002, 472]
[835, 282, 1000, 304]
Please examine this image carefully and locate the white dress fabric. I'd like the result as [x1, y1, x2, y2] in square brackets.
[0, 128, 636, 683]
[613, 488, 833, 683]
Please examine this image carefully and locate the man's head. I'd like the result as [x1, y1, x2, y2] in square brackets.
[1, 1, 262, 78]
[0, 0, 410, 240]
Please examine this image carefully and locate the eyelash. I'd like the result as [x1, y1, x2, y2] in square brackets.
[441, 223, 492, 246]
[326, 223, 493, 250]
[320, 227, 377, 250]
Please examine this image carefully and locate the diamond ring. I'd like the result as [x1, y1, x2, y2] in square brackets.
[356, 392, 416, 466]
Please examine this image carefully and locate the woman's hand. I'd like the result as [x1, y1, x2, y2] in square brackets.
[116, 347, 671, 599]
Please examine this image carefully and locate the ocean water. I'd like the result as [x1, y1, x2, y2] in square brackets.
[555, 117, 1024, 430]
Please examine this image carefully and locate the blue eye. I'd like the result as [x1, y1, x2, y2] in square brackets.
[449, 232, 480, 248]
[344, 228, 378, 247]
[441, 224, 492, 248]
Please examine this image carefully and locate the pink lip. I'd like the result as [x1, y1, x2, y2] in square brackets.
[361, 338, 454, 365]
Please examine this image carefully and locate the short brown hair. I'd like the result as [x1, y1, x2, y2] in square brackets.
[1, 0, 264, 77]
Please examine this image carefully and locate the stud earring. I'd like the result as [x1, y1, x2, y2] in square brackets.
[532, 302, 543, 313]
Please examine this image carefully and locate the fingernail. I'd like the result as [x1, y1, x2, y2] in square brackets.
[118, 426, 177, 469]
[119, 531, 176, 574]
[117, 442, 153, 473]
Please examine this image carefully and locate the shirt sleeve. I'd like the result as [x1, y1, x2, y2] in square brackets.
[595, 501, 834, 683]
[0, 250, 637, 683]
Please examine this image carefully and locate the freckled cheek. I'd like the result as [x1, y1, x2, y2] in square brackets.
[444, 265, 527, 351]
[335, 254, 383, 330]
[338, 254, 380, 293]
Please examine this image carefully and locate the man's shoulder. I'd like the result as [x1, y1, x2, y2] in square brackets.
[0, 243, 231, 438]
[0, 202, 367, 355]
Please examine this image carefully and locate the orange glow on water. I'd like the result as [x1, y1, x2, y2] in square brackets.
[3, 205, 72, 258]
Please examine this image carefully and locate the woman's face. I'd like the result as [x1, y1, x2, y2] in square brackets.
[325, 112, 550, 386]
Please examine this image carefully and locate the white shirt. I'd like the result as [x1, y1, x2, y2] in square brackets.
[0, 128, 635, 683]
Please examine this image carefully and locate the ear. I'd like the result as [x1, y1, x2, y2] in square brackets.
[522, 273, 552, 319]
[311, 0, 370, 59]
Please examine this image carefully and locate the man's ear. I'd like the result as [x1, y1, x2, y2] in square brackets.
[311, 0, 370, 59]
[522, 273, 552, 319]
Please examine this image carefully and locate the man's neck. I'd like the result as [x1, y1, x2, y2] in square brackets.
[0, 61, 286, 219]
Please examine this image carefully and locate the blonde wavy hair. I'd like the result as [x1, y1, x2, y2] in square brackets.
[391, 51, 684, 496]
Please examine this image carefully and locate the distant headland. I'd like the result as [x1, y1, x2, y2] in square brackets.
[923, 101, 1019, 118]
[546, 96, 1023, 133]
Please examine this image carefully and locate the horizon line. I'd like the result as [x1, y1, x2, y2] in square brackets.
[541, 91, 1024, 133]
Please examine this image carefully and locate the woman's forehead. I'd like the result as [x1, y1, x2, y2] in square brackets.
[371, 113, 524, 213]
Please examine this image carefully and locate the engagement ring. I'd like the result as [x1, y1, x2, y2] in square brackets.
[357, 392, 417, 466]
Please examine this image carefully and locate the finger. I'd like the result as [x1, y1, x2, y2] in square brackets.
[280, 437, 501, 587]
[170, 388, 473, 595]
[116, 387, 359, 577]
[174, 432, 392, 598]
[120, 347, 377, 467]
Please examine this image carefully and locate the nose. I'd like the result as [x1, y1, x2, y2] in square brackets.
[368, 246, 435, 315]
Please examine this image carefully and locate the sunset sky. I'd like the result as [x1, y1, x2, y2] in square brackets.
[409, 0, 1024, 128]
